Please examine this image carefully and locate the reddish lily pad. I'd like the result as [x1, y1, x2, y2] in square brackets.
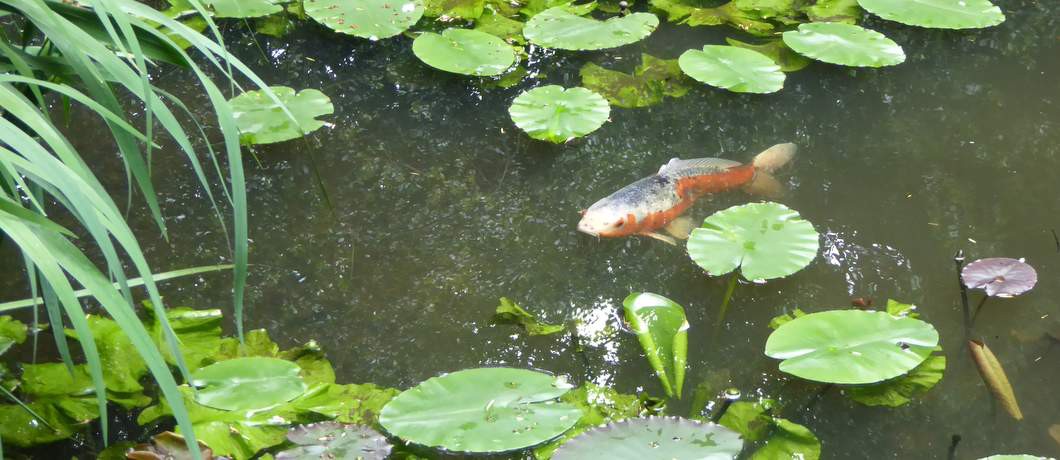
[961, 258, 1037, 298]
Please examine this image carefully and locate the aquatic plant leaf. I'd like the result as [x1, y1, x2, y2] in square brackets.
[127, 431, 218, 460]
[276, 422, 392, 460]
[412, 29, 515, 76]
[885, 299, 919, 318]
[782, 22, 905, 67]
[579, 54, 690, 109]
[978, 456, 1052, 460]
[0, 316, 27, 356]
[205, 0, 283, 18]
[803, 0, 861, 23]
[623, 292, 688, 398]
[857, 0, 1003, 29]
[534, 383, 646, 459]
[493, 297, 567, 336]
[305, 0, 424, 39]
[425, 0, 486, 19]
[191, 357, 308, 411]
[62, 316, 150, 407]
[379, 367, 580, 453]
[551, 416, 743, 459]
[0, 397, 98, 447]
[509, 85, 610, 143]
[523, 7, 658, 50]
[474, 9, 526, 44]
[845, 351, 945, 407]
[678, 45, 784, 94]
[520, 0, 597, 18]
[967, 340, 1023, 420]
[725, 38, 810, 72]
[687, 202, 819, 281]
[255, 13, 295, 38]
[768, 308, 806, 329]
[765, 310, 939, 384]
[718, 399, 775, 441]
[685, 2, 778, 36]
[146, 307, 224, 371]
[751, 418, 820, 460]
[1051, 424, 1060, 448]
[961, 258, 1037, 298]
[286, 382, 399, 424]
[229, 86, 333, 145]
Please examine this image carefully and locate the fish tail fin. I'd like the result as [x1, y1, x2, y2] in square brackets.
[752, 143, 797, 173]
[744, 171, 786, 199]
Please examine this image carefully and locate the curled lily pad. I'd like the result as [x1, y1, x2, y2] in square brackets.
[687, 202, 819, 281]
[678, 45, 785, 94]
[968, 340, 1023, 420]
[623, 293, 688, 398]
[961, 258, 1037, 298]
[412, 28, 515, 76]
[229, 86, 334, 145]
[191, 357, 308, 411]
[379, 367, 580, 453]
[509, 85, 610, 143]
[523, 7, 658, 50]
[551, 416, 743, 459]
[765, 310, 939, 384]
[305, 0, 424, 40]
[857, 0, 1004, 29]
[276, 422, 391, 460]
[782, 22, 905, 68]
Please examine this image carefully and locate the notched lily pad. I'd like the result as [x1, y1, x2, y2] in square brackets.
[191, 357, 308, 411]
[305, 0, 425, 40]
[678, 45, 785, 94]
[509, 85, 610, 143]
[551, 416, 743, 459]
[229, 86, 334, 145]
[523, 7, 658, 50]
[276, 422, 391, 460]
[782, 22, 905, 68]
[413, 28, 515, 76]
[961, 257, 1037, 298]
[857, 0, 1004, 29]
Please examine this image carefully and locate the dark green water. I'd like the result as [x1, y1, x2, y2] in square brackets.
[4, 1, 1060, 458]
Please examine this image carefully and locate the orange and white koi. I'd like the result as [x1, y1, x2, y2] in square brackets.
[577, 143, 797, 245]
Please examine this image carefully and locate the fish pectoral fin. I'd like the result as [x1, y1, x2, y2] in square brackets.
[642, 231, 678, 246]
[663, 216, 695, 240]
[743, 171, 786, 199]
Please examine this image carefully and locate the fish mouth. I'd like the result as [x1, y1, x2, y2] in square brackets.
[576, 220, 598, 236]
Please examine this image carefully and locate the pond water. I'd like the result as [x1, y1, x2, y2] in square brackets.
[4, 1, 1060, 458]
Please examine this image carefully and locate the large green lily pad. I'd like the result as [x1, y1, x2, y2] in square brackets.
[378, 367, 581, 453]
[191, 357, 308, 411]
[678, 45, 785, 94]
[687, 202, 819, 281]
[412, 28, 515, 76]
[305, 0, 425, 39]
[857, 0, 1004, 29]
[523, 7, 658, 50]
[551, 416, 743, 459]
[765, 310, 939, 384]
[229, 86, 333, 145]
[782, 22, 905, 67]
[509, 85, 610, 143]
[623, 293, 688, 398]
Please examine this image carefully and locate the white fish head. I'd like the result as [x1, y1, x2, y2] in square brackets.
[577, 202, 632, 237]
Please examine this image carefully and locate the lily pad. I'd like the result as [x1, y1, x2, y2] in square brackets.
[412, 28, 515, 76]
[533, 383, 647, 459]
[678, 45, 785, 94]
[509, 85, 610, 143]
[523, 7, 658, 50]
[378, 367, 581, 453]
[276, 422, 391, 460]
[0, 316, 27, 356]
[191, 357, 308, 411]
[551, 416, 743, 459]
[304, 0, 424, 40]
[622, 293, 688, 398]
[782, 22, 905, 67]
[725, 38, 810, 72]
[579, 54, 690, 108]
[752, 418, 821, 460]
[978, 456, 1052, 460]
[229, 86, 333, 145]
[765, 310, 939, 384]
[857, 0, 1004, 29]
[687, 202, 819, 281]
[961, 257, 1037, 298]
[845, 351, 945, 407]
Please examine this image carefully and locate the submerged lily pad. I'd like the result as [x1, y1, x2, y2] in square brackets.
[509, 85, 610, 143]
[725, 38, 810, 72]
[379, 367, 581, 453]
[413, 28, 515, 76]
[687, 202, 819, 281]
[623, 293, 688, 398]
[493, 297, 567, 336]
[551, 416, 743, 459]
[857, 0, 1004, 29]
[782, 22, 905, 67]
[523, 7, 658, 50]
[765, 310, 939, 384]
[579, 54, 690, 108]
[845, 351, 945, 407]
[229, 86, 333, 145]
[276, 422, 391, 460]
[305, 0, 424, 40]
[678, 45, 785, 94]
[191, 357, 308, 411]
[961, 257, 1037, 298]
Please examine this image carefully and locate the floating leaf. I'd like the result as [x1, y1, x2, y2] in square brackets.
[579, 54, 690, 108]
[622, 292, 688, 398]
[857, 0, 1003, 29]
[412, 28, 515, 76]
[305, 0, 425, 39]
[379, 368, 580, 453]
[551, 416, 743, 459]
[475, 9, 526, 44]
[845, 351, 945, 407]
[64, 316, 149, 406]
[534, 383, 647, 459]
[718, 399, 775, 441]
[751, 418, 821, 460]
[961, 258, 1037, 298]
[229, 86, 333, 145]
[803, 0, 862, 23]
[782, 22, 905, 67]
[765, 310, 939, 384]
[0, 316, 27, 356]
[687, 202, 819, 281]
[968, 340, 1023, 420]
[509, 85, 610, 143]
[493, 297, 567, 336]
[768, 308, 806, 330]
[425, 0, 486, 19]
[276, 422, 392, 460]
[523, 7, 658, 50]
[206, 0, 283, 18]
[685, 1, 780, 36]
[725, 38, 810, 72]
[191, 357, 308, 411]
[978, 456, 1052, 460]
[885, 298, 919, 318]
[145, 306, 224, 371]
[127, 431, 218, 460]
[678, 45, 785, 94]
[1, 364, 100, 447]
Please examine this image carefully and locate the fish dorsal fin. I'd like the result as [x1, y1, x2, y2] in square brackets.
[657, 157, 741, 177]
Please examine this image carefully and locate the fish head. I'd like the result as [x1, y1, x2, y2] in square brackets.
[577, 202, 635, 237]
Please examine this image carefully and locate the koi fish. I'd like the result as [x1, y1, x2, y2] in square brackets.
[577, 143, 797, 245]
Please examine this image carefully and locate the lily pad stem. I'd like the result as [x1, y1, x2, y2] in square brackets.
[970, 295, 989, 325]
[716, 271, 740, 327]
[954, 250, 971, 338]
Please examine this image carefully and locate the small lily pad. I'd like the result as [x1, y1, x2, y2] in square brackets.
[678, 45, 785, 94]
[857, 0, 1004, 29]
[276, 422, 391, 460]
[229, 86, 333, 145]
[551, 416, 743, 459]
[523, 7, 658, 50]
[961, 257, 1037, 298]
[305, 0, 425, 40]
[509, 85, 610, 143]
[782, 22, 905, 67]
[191, 357, 308, 411]
[412, 28, 515, 76]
